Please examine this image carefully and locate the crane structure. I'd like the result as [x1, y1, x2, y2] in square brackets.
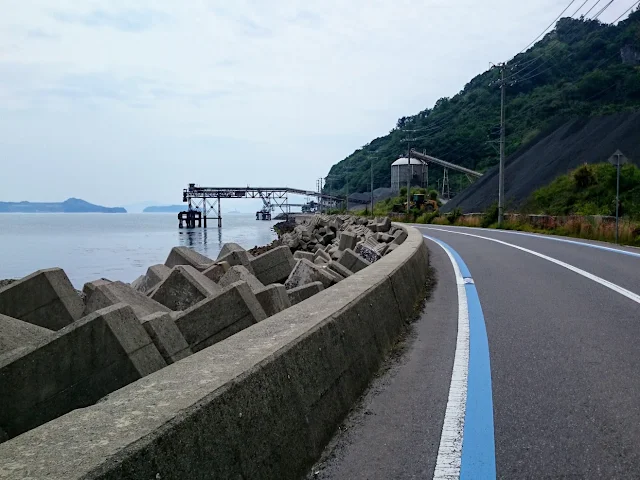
[409, 149, 483, 199]
[181, 184, 365, 227]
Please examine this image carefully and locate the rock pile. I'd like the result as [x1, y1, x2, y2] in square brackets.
[0, 214, 406, 444]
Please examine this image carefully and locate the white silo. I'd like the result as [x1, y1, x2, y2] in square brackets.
[390, 157, 427, 193]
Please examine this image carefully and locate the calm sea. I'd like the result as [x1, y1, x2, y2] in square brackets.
[0, 213, 278, 288]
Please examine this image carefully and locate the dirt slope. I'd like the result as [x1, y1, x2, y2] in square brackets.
[442, 111, 640, 213]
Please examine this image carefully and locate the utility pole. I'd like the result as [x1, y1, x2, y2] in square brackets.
[498, 63, 506, 227]
[370, 158, 374, 217]
[407, 145, 411, 216]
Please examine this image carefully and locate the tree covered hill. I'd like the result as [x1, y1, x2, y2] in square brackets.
[325, 11, 640, 197]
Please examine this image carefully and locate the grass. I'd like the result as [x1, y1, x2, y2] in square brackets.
[455, 214, 640, 247]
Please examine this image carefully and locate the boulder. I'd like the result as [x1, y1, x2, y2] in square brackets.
[284, 259, 336, 290]
[84, 281, 170, 319]
[151, 266, 221, 311]
[287, 281, 325, 306]
[141, 312, 192, 364]
[250, 246, 296, 285]
[0, 268, 84, 331]
[255, 284, 291, 317]
[0, 314, 52, 357]
[0, 303, 166, 440]
[164, 246, 215, 271]
[174, 281, 267, 352]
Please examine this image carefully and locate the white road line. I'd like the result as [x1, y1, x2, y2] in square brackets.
[436, 225, 640, 259]
[426, 236, 470, 480]
[425, 227, 640, 306]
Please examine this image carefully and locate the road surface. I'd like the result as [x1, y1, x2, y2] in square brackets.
[311, 226, 640, 479]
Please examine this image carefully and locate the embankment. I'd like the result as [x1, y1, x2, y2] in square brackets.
[0, 224, 429, 480]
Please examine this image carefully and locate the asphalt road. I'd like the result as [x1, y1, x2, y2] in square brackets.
[310, 226, 640, 479]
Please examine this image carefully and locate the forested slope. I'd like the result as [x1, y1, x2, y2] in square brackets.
[326, 11, 640, 198]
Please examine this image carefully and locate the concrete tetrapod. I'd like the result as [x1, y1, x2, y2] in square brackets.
[141, 312, 193, 364]
[0, 303, 166, 441]
[0, 314, 52, 357]
[151, 265, 221, 311]
[0, 268, 84, 330]
[0, 222, 426, 480]
[83, 281, 171, 319]
[250, 246, 296, 285]
[164, 246, 215, 271]
[174, 280, 267, 352]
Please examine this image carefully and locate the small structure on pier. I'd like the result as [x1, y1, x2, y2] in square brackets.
[256, 209, 272, 221]
[178, 210, 202, 228]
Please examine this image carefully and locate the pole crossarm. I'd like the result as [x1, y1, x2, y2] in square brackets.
[409, 150, 483, 178]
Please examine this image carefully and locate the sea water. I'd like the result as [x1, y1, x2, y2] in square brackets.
[0, 213, 278, 287]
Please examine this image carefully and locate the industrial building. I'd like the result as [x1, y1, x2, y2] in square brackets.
[390, 157, 428, 193]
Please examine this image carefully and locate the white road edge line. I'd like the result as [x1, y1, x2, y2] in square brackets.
[426, 227, 640, 306]
[426, 236, 470, 480]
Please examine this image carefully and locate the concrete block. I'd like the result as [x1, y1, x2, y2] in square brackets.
[328, 261, 354, 279]
[392, 229, 408, 245]
[202, 261, 230, 283]
[255, 284, 291, 317]
[338, 248, 372, 273]
[0, 303, 166, 440]
[314, 249, 332, 263]
[331, 249, 344, 261]
[355, 243, 383, 263]
[293, 251, 315, 262]
[82, 279, 111, 299]
[174, 281, 267, 352]
[287, 281, 324, 305]
[131, 264, 171, 294]
[84, 281, 170, 319]
[0, 268, 83, 331]
[217, 250, 256, 274]
[323, 267, 344, 283]
[218, 242, 252, 259]
[165, 246, 214, 271]
[151, 266, 222, 311]
[386, 243, 399, 254]
[141, 312, 192, 364]
[314, 257, 329, 266]
[219, 265, 265, 293]
[376, 216, 391, 233]
[250, 246, 296, 285]
[284, 259, 336, 290]
[0, 314, 52, 357]
[380, 233, 393, 243]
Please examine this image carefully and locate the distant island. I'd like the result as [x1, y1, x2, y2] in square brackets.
[143, 205, 185, 213]
[0, 198, 126, 213]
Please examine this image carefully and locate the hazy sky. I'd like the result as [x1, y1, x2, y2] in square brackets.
[0, 1, 634, 208]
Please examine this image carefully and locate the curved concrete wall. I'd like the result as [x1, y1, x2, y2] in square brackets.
[0, 225, 429, 480]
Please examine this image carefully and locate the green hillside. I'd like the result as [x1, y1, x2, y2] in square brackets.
[326, 11, 640, 196]
[526, 162, 640, 220]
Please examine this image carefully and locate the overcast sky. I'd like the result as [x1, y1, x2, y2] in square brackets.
[0, 0, 634, 209]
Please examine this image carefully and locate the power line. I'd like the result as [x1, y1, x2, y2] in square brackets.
[593, 0, 616, 19]
[583, 0, 605, 17]
[571, 0, 592, 17]
[519, 0, 578, 53]
[611, 0, 639, 22]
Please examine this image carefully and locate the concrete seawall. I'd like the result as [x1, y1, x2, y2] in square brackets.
[0, 224, 429, 480]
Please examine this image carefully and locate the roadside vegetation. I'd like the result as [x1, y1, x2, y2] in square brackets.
[365, 163, 640, 246]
